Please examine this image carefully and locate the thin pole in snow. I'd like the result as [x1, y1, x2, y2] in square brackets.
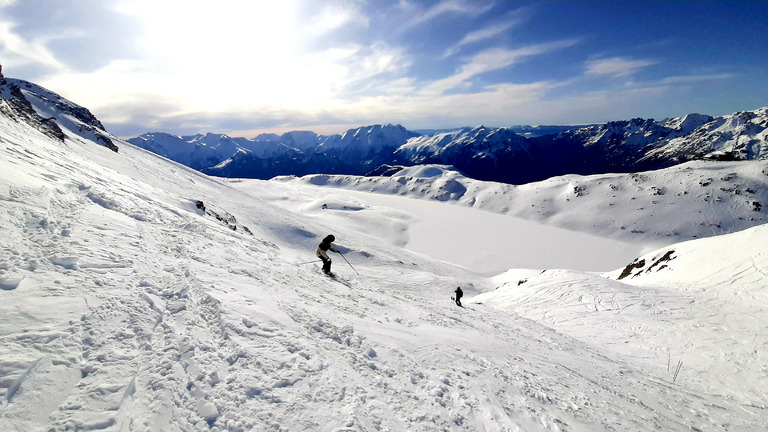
[673, 361, 683, 383]
[339, 252, 359, 275]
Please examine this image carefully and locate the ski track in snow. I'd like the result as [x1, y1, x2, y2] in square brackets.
[1, 103, 768, 430]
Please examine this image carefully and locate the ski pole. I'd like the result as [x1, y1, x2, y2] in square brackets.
[297, 259, 322, 265]
[339, 252, 359, 275]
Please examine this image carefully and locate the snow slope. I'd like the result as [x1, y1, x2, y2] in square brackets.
[2, 84, 768, 431]
[476, 224, 768, 412]
[233, 176, 647, 274]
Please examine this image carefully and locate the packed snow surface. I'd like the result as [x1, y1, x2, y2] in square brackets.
[2, 101, 768, 431]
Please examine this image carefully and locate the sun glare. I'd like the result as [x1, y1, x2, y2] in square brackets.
[111, 0, 349, 110]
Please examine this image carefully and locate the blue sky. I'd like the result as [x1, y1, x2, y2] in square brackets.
[1, 0, 766, 137]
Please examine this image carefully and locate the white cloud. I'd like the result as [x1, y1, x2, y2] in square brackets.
[621, 73, 735, 90]
[0, 20, 67, 71]
[94, 1, 407, 113]
[404, 0, 494, 27]
[307, 2, 369, 36]
[658, 73, 734, 84]
[423, 39, 579, 96]
[459, 21, 517, 46]
[584, 57, 657, 78]
[444, 6, 533, 58]
[443, 19, 521, 58]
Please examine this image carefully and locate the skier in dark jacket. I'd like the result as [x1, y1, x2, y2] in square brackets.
[454, 286, 463, 307]
[316, 234, 340, 276]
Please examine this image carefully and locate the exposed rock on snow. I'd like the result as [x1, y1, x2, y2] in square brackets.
[0, 80, 66, 142]
[194, 200, 253, 235]
[1, 78, 118, 152]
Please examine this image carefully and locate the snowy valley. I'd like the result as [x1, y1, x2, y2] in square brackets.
[1, 78, 768, 431]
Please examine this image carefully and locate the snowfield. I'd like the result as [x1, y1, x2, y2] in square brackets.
[232, 174, 650, 275]
[2, 91, 768, 430]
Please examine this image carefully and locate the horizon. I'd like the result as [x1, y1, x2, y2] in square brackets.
[118, 106, 768, 140]
[1, 0, 766, 138]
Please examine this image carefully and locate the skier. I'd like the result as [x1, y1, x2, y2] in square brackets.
[454, 286, 463, 307]
[316, 234, 340, 276]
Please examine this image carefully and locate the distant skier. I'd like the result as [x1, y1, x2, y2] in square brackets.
[454, 286, 463, 307]
[316, 234, 340, 276]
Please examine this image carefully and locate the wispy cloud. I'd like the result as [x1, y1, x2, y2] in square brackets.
[443, 20, 518, 58]
[658, 73, 734, 84]
[459, 21, 517, 46]
[0, 20, 69, 71]
[622, 73, 735, 90]
[584, 57, 657, 78]
[423, 39, 579, 96]
[443, 7, 533, 58]
[404, 0, 494, 28]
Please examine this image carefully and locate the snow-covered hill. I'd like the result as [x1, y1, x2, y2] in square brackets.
[475, 223, 768, 410]
[2, 78, 768, 431]
[280, 162, 768, 247]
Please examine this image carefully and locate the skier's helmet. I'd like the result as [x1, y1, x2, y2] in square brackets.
[324, 234, 335, 242]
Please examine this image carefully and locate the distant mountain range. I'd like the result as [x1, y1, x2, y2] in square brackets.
[127, 124, 422, 179]
[129, 110, 768, 184]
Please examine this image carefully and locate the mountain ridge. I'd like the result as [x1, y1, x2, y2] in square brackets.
[129, 109, 768, 184]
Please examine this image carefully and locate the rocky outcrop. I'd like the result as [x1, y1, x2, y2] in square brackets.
[1, 78, 118, 152]
[0, 80, 66, 142]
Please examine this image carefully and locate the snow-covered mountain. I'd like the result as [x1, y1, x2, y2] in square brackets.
[0, 77, 117, 152]
[395, 110, 768, 184]
[3, 76, 768, 431]
[394, 126, 540, 184]
[318, 124, 420, 169]
[129, 124, 418, 179]
[127, 132, 303, 171]
[129, 109, 768, 185]
[413, 125, 591, 138]
[642, 109, 768, 163]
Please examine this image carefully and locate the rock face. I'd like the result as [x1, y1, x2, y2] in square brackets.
[0, 79, 66, 142]
[0, 78, 118, 152]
